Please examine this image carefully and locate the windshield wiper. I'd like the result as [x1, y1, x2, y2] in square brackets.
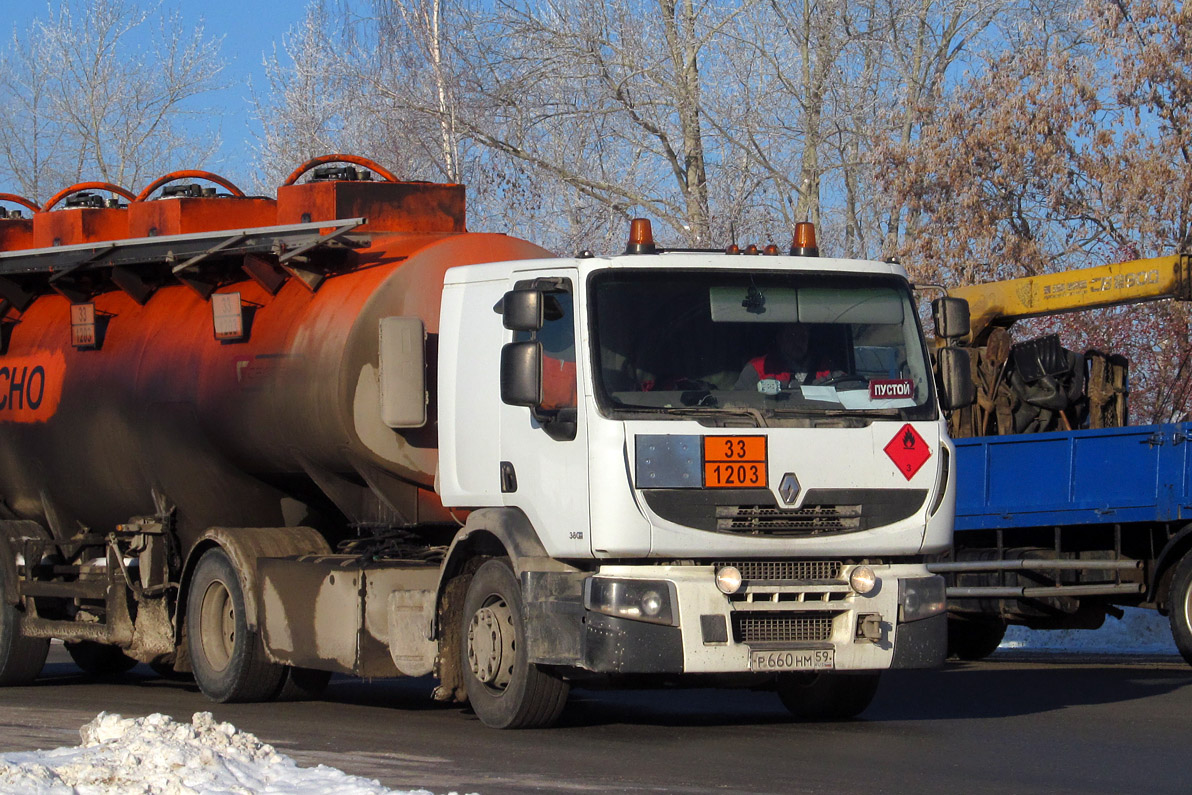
[772, 407, 901, 419]
[665, 406, 768, 427]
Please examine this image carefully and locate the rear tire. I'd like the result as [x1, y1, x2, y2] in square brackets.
[460, 558, 569, 729]
[777, 671, 882, 721]
[66, 641, 138, 675]
[0, 566, 48, 685]
[947, 617, 1007, 661]
[187, 548, 285, 702]
[1168, 553, 1192, 667]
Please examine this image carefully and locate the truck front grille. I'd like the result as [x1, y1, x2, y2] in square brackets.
[733, 613, 835, 644]
[716, 504, 861, 535]
[714, 560, 843, 582]
[641, 488, 926, 535]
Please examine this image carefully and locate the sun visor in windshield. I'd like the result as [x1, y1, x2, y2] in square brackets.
[709, 286, 799, 322]
[796, 288, 904, 324]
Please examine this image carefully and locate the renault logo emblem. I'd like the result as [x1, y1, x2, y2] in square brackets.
[779, 472, 800, 504]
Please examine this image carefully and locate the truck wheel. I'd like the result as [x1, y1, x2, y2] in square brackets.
[459, 558, 569, 729]
[187, 548, 285, 702]
[0, 569, 48, 685]
[1168, 553, 1192, 666]
[66, 641, 138, 675]
[947, 617, 1006, 661]
[776, 671, 882, 721]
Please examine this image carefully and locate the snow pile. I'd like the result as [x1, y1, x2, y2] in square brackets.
[0, 712, 439, 795]
[1002, 606, 1181, 655]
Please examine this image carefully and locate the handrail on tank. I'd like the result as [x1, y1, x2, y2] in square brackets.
[282, 154, 399, 187]
[135, 170, 247, 202]
[0, 193, 41, 215]
[41, 182, 137, 212]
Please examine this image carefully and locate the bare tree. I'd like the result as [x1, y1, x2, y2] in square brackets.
[442, 0, 743, 245]
[254, 0, 1082, 258]
[252, 1, 374, 188]
[0, 0, 225, 202]
[881, 0, 1192, 420]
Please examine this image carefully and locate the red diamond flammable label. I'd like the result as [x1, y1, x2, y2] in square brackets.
[884, 424, 931, 480]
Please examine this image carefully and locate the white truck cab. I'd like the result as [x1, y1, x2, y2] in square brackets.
[436, 232, 960, 723]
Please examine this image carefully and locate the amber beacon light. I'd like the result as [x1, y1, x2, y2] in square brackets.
[790, 221, 819, 257]
[625, 218, 657, 255]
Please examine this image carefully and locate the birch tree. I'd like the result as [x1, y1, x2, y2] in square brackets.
[0, 0, 225, 203]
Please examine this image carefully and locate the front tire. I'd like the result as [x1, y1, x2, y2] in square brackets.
[460, 558, 569, 729]
[187, 548, 285, 702]
[66, 641, 138, 675]
[1168, 553, 1192, 667]
[0, 566, 48, 685]
[947, 617, 1007, 661]
[777, 671, 881, 721]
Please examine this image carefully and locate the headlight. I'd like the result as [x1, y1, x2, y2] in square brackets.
[899, 575, 946, 622]
[584, 577, 678, 626]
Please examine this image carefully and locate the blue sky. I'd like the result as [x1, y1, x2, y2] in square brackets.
[2, 0, 309, 182]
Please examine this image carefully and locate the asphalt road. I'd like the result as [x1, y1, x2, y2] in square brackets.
[1, 647, 1189, 794]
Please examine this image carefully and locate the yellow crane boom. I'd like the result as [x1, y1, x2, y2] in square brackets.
[948, 254, 1192, 342]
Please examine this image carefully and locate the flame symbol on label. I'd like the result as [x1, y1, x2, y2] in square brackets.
[902, 427, 915, 449]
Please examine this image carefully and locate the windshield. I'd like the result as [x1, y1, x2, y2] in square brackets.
[589, 269, 936, 421]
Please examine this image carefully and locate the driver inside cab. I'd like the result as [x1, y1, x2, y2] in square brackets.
[734, 323, 840, 393]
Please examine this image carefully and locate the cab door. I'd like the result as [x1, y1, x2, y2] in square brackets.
[497, 269, 591, 557]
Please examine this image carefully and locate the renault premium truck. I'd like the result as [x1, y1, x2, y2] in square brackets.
[0, 156, 966, 727]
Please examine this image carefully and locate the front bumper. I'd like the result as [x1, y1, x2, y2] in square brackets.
[524, 564, 946, 674]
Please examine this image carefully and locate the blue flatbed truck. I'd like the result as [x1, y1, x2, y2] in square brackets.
[929, 422, 1192, 662]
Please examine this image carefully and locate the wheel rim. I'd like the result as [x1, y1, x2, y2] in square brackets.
[198, 579, 236, 672]
[467, 595, 515, 692]
[1183, 580, 1192, 634]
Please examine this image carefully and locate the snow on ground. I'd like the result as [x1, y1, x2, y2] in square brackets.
[0, 712, 460, 795]
[1001, 606, 1181, 655]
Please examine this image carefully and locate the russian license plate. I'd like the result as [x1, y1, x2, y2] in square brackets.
[703, 435, 767, 488]
[750, 648, 835, 672]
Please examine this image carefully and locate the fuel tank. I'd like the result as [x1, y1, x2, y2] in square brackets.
[0, 166, 553, 549]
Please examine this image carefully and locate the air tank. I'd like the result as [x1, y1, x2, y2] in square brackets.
[0, 158, 553, 550]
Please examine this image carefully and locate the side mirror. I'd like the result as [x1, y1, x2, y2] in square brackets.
[932, 297, 970, 341]
[501, 340, 542, 407]
[937, 346, 975, 411]
[502, 289, 544, 331]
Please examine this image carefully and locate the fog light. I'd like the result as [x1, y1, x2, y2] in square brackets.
[715, 566, 742, 594]
[850, 566, 878, 595]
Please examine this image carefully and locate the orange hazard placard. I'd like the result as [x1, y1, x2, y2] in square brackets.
[704, 436, 766, 462]
[703, 436, 767, 488]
